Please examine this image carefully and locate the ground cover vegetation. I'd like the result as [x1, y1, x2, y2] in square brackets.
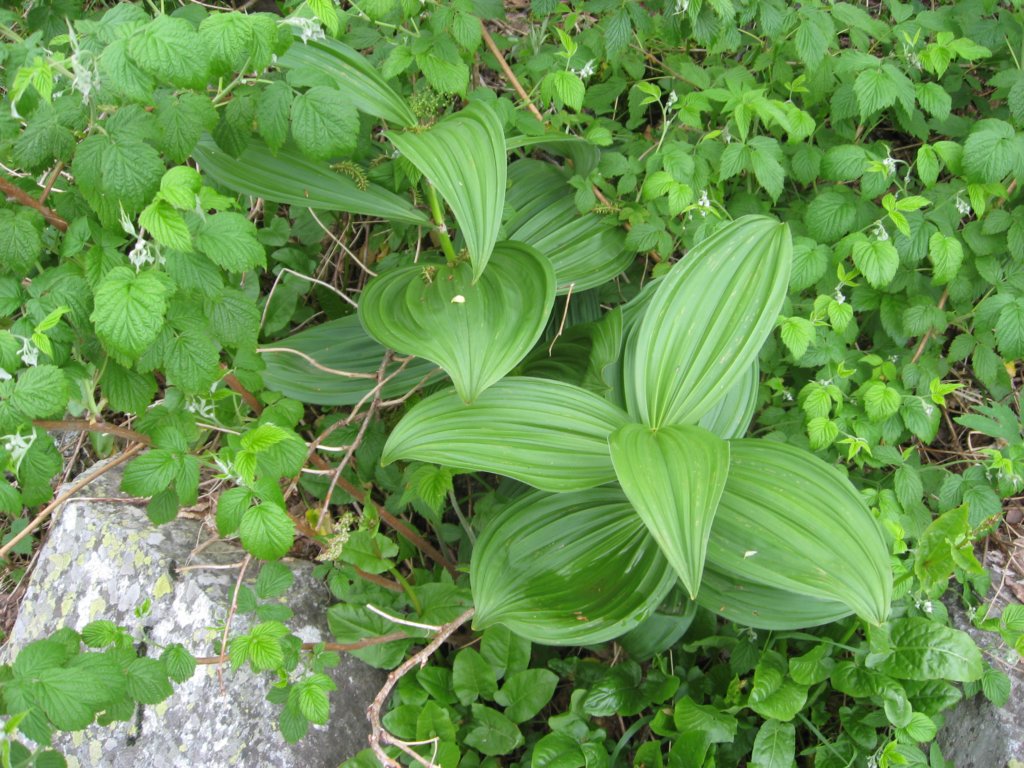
[0, 0, 1022, 765]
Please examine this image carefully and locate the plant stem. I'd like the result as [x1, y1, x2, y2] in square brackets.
[424, 181, 458, 263]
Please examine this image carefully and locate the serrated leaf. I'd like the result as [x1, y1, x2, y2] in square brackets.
[290, 86, 359, 161]
[11, 365, 67, 420]
[609, 424, 729, 598]
[194, 212, 265, 272]
[256, 80, 292, 152]
[470, 487, 674, 645]
[805, 189, 857, 243]
[161, 643, 196, 684]
[91, 267, 171, 363]
[996, 298, 1024, 359]
[387, 101, 505, 279]
[239, 503, 295, 560]
[383, 377, 630, 492]
[125, 657, 172, 705]
[541, 71, 585, 112]
[779, 316, 814, 359]
[359, 243, 553, 402]
[0, 209, 43, 276]
[928, 232, 963, 285]
[963, 119, 1021, 183]
[852, 237, 899, 288]
[140, 199, 191, 251]
[127, 15, 209, 88]
[416, 38, 470, 95]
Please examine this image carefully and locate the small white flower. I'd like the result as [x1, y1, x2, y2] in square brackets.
[0, 368, 10, 381]
[674, 0, 689, 13]
[128, 238, 154, 270]
[888, 354, 899, 363]
[721, 125, 732, 144]
[955, 191, 971, 217]
[696, 189, 712, 217]
[666, 90, 678, 109]
[17, 336, 38, 367]
[872, 220, 889, 241]
[2, 431, 36, 469]
[923, 403, 935, 417]
[782, 390, 794, 401]
[834, 287, 846, 304]
[818, 378, 833, 387]
[882, 152, 897, 176]
[577, 59, 596, 80]
[184, 396, 215, 420]
[283, 17, 325, 44]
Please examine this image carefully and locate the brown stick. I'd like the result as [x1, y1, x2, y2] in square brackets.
[368, 608, 475, 767]
[33, 419, 152, 445]
[220, 369, 263, 415]
[194, 631, 409, 665]
[38, 162, 64, 205]
[0, 173, 68, 231]
[0, 442, 146, 560]
[910, 288, 949, 365]
[480, 23, 545, 122]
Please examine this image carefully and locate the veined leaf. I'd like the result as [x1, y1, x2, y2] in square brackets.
[698, 362, 759, 439]
[382, 377, 630, 492]
[471, 487, 675, 645]
[277, 37, 417, 127]
[624, 216, 791, 428]
[261, 315, 439, 406]
[359, 242, 555, 402]
[192, 136, 428, 225]
[705, 439, 892, 626]
[609, 424, 729, 598]
[388, 102, 506, 280]
[505, 160, 631, 293]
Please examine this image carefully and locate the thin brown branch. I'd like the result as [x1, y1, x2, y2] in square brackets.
[33, 419, 152, 445]
[220, 369, 263, 415]
[0, 442, 146, 560]
[0, 173, 68, 231]
[480, 23, 544, 122]
[368, 608, 475, 768]
[910, 288, 949, 365]
[194, 631, 408, 665]
[38, 162, 64, 205]
[217, 554, 252, 690]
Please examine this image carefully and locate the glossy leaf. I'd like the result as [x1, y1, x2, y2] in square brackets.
[625, 216, 791, 428]
[705, 439, 892, 626]
[470, 487, 676, 645]
[260, 315, 439, 406]
[193, 136, 428, 225]
[388, 102, 506, 279]
[698, 362, 759, 439]
[609, 424, 729, 598]
[359, 242, 555, 402]
[382, 377, 630, 492]
[505, 160, 631, 292]
[277, 37, 417, 127]
[873, 618, 983, 682]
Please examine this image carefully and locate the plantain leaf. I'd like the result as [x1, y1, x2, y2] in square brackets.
[505, 160, 631, 293]
[706, 439, 892, 626]
[388, 102, 505, 280]
[359, 242, 555, 403]
[193, 136, 428, 225]
[698, 363, 759, 439]
[625, 216, 791, 428]
[470, 487, 676, 645]
[698, 567, 852, 630]
[277, 37, 417, 127]
[382, 377, 630, 492]
[609, 424, 729, 599]
[260, 315, 440, 406]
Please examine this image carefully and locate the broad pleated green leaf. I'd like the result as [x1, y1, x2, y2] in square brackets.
[260, 315, 439, 406]
[193, 136, 427, 225]
[505, 160, 631, 292]
[359, 242, 555, 402]
[698, 363, 759, 439]
[520, 308, 622, 396]
[609, 424, 729, 599]
[706, 439, 892, 626]
[625, 216, 791, 428]
[697, 567, 853, 630]
[277, 37, 417, 127]
[388, 102, 505, 280]
[382, 377, 629, 492]
[471, 488, 676, 645]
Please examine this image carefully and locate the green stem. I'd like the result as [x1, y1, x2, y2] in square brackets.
[211, 59, 253, 107]
[424, 182, 458, 263]
[388, 567, 421, 614]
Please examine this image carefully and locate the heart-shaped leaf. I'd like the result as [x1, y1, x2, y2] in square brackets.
[706, 439, 892, 626]
[382, 377, 630, 492]
[471, 487, 676, 645]
[609, 424, 730, 599]
[387, 102, 506, 280]
[625, 215, 791, 428]
[359, 242, 555, 403]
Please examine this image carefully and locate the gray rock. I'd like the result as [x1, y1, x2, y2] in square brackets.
[3, 460, 385, 768]
[937, 552, 1024, 768]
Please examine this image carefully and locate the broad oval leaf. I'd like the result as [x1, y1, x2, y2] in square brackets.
[382, 377, 630, 492]
[698, 362, 759, 439]
[359, 242, 555, 402]
[388, 102, 506, 280]
[706, 439, 892, 626]
[471, 487, 676, 645]
[505, 160, 631, 293]
[277, 37, 417, 127]
[873, 617, 983, 682]
[609, 424, 729, 599]
[261, 315, 439, 406]
[193, 136, 428, 225]
[625, 216, 791, 428]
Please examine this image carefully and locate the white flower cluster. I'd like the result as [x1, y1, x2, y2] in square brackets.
[871, 220, 889, 241]
[575, 59, 595, 80]
[2, 431, 36, 471]
[15, 336, 38, 367]
[955, 191, 971, 217]
[834, 286, 846, 304]
[282, 17, 325, 44]
[695, 189, 711, 217]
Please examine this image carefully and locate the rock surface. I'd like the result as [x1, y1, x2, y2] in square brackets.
[3, 460, 384, 768]
[937, 551, 1024, 768]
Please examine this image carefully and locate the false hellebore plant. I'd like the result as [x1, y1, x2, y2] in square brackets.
[198, 39, 892, 647]
[352, 104, 892, 647]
